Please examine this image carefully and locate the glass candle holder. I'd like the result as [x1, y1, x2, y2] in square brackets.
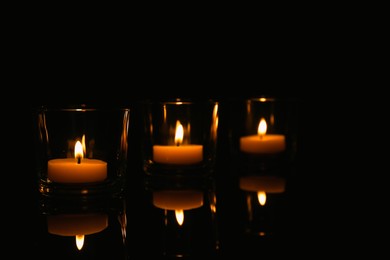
[141, 99, 219, 178]
[33, 105, 131, 198]
[230, 96, 297, 173]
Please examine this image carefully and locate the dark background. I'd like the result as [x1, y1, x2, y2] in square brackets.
[3, 16, 365, 257]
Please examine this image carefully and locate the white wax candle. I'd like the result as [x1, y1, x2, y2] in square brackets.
[240, 134, 286, 154]
[239, 176, 286, 193]
[152, 120, 203, 165]
[240, 117, 286, 154]
[48, 138, 107, 183]
[47, 213, 108, 236]
[153, 145, 203, 165]
[153, 190, 204, 210]
[48, 158, 107, 183]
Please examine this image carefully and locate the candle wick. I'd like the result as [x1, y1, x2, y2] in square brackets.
[77, 156, 81, 164]
[259, 134, 264, 140]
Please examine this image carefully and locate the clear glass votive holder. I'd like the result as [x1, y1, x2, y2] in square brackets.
[231, 96, 297, 173]
[141, 99, 219, 178]
[33, 105, 131, 198]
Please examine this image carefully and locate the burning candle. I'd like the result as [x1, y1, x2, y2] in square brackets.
[153, 120, 203, 165]
[240, 118, 286, 154]
[48, 137, 107, 183]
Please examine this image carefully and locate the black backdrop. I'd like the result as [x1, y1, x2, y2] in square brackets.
[2, 12, 367, 257]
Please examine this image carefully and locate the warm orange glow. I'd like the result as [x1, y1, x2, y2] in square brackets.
[152, 190, 205, 226]
[74, 141, 84, 160]
[257, 118, 267, 138]
[211, 104, 219, 140]
[174, 120, 184, 146]
[81, 135, 86, 155]
[257, 191, 266, 206]
[76, 235, 84, 250]
[175, 210, 184, 225]
[152, 190, 204, 210]
[239, 176, 286, 193]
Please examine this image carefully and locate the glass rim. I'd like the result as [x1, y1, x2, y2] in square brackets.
[35, 104, 131, 112]
[141, 98, 218, 105]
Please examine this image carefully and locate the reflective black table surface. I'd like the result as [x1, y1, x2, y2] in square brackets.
[5, 97, 340, 259]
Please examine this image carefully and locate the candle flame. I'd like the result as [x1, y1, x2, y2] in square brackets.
[175, 209, 184, 226]
[74, 141, 84, 161]
[257, 191, 266, 206]
[174, 120, 184, 146]
[75, 234, 85, 250]
[257, 118, 267, 138]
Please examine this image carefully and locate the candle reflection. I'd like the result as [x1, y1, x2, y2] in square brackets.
[144, 176, 220, 258]
[47, 213, 108, 250]
[38, 197, 128, 258]
[239, 174, 287, 237]
[240, 175, 286, 206]
[153, 189, 204, 226]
